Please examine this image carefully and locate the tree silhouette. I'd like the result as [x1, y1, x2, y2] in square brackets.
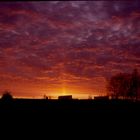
[1, 91, 13, 101]
[107, 73, 129, 99]
[43, 94, 48, 99]
[107, 69, 140, 100]
[128, 69, 140, 100]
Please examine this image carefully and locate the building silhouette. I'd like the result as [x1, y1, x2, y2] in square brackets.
[58, 95, 72, 100]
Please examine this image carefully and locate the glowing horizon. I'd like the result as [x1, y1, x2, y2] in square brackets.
[0, 85, 102, 99]
[2, 92, 100, 99]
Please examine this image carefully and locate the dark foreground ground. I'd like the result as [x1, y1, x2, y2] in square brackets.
[1, 99, 140, 116]
[0, 99, 138, 138]
[1, 99, 140, 134]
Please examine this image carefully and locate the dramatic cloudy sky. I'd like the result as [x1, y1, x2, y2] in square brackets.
[0, 1, 140, 98]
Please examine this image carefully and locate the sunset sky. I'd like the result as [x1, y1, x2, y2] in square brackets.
[0, 1, 140, 99]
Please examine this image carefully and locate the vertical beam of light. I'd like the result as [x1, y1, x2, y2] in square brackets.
[60, 45, 67, 96]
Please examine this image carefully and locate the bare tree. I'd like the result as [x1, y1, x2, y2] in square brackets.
[107, 69, 140, 100]
[107, 73, 128, 99]
[128, 69, 140, 100]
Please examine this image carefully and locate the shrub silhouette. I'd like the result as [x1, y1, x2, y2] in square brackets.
[1, 91, 13, 101]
